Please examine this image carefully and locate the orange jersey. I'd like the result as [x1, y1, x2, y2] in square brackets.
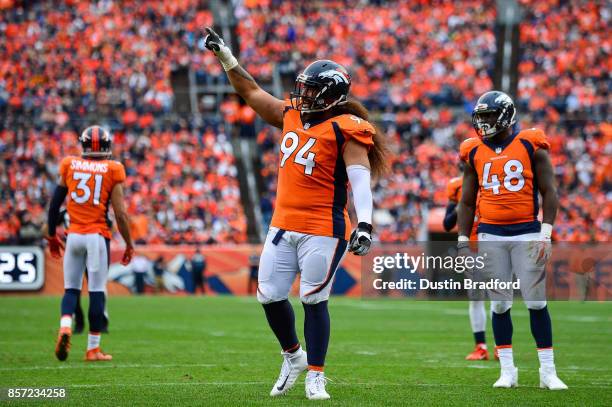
[446, 176, 478, 241]
[459, 128, 550, 235]
[271, 105, 375, 240]
[59, 156, 126, 239]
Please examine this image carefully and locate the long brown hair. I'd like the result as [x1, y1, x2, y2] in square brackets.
[332, 99, 389, 179]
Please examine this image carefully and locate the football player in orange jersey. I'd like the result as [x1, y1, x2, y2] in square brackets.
[43, 209, 110, 334]
[204, 28, 387, 400]
[457, 91, 567, 390]
[443, 170, 492, 361]
[46, 125, 134, 362]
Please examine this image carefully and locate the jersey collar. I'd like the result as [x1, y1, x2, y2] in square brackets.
[299, 113, 330, 129]
[482, 126, 520, 154]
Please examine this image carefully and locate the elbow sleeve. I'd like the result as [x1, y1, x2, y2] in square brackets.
[47, 185, 68, 236]
[347, 165, 373, 225]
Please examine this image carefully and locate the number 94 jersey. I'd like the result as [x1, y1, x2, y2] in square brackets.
[459, 128, 550, 235]
[271, 105, 375, 240]
[59, 156, 126, 239]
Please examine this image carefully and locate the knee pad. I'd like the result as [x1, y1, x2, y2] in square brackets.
[300, 295, 319, 305]
[256, 287, 286, 305]
[300, 289, 330, 305]
[491, 300, 513, 314]
[525, 300, 547, 310]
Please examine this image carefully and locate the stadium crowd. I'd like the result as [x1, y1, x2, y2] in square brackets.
[517, 0, 610, 241]
[244, 0, 610, 242]
[0, 0, 247, 245]
[0, 0, 609, 245]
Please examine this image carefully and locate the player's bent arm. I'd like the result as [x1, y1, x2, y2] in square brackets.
[47, 177, 68, 237]
[110, 183, 134, 249]
[534, 149, 558, 230]
[457, 164, 478, 238]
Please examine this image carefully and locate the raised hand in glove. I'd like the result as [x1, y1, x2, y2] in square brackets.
[201, 27, 238, 71]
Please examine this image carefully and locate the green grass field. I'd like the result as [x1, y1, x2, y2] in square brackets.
[0, 296, 610, 406]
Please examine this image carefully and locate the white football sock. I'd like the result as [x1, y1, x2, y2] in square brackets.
[87, 333, 101, 351]
[537, 348, 555, 369]
[60, 315, 72, 329]
[497, 347, 514, 369]
[469, 301, 486, 333]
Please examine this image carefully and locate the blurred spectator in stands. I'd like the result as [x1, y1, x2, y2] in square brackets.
[132, 255, 150, 295]
[247, 251, 259, 295]
[187, 247, 207, 295]
[239, 103, 257, 139]
[17, 212, 42, 245]
[220, 95, 241, 129]
[153, 256, 166, 293]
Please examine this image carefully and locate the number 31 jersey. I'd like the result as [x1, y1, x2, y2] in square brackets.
[59, 156, 126, 239]
[271, 105, 375, 240]
[459, 128, 550, 235]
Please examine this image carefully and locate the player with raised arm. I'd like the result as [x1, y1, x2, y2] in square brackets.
[203, 28, 387, 400]
[46, 125, 134, 362]
[444, 171, 492, 361]
[457, 91, 567, 390]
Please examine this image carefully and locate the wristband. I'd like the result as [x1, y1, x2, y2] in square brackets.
[540, 223, 553, 240]
[458, 235, 469, 242]
[215, 46, 239, 71]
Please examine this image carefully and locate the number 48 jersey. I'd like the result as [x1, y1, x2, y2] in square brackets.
[271, 104, 375, 240]
[59, 156, 126, 239]
[459, 128, 550, 235]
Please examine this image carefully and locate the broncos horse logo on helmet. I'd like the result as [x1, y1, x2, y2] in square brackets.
[471, 90, 517, 139]
[290, 60, 351, 113]
[80, 125, 112, 158]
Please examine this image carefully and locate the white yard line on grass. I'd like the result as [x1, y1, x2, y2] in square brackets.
[63, 381, 611, 389]
[2, 361, 608, 373]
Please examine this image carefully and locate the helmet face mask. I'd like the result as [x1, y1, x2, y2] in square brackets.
[80, 125, 112, 158]
[291, 75, 325, 112]
[473, 110, 503, 139]
[290, 60, 350, 113]
[471, 91, 517, 140]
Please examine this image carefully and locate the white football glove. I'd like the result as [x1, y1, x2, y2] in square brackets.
[528, 223, 553, 267]
[348, 222, 373, 256]
[201, 27, 238, 71]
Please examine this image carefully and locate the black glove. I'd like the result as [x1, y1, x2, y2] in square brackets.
[203, 27, 224, 52]
[348, 222, 373, 256]
[201, 27, 237, 71]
